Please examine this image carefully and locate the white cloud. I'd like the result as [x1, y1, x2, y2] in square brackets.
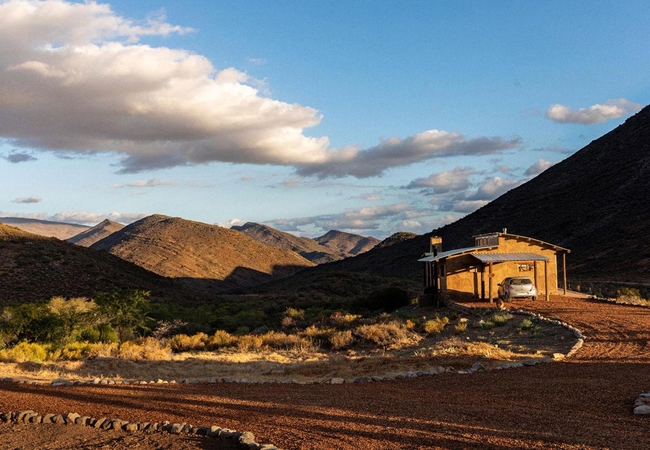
[406, 167, 475, 193]
[0, 0, 521, 179]
[524, 158, 555, 176]
[546, 99, 642, 124]
[217, 218, 245, 228]
[113, 178, 178, 188]
[470, 176, 522, 201]
[12, 195, 41, 204]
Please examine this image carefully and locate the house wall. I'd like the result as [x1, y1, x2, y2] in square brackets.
[443, 235, 561, 300]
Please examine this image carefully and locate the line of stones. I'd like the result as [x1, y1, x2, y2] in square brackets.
[0, 410, 279, 450]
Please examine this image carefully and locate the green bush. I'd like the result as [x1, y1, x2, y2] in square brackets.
[422, 316, 449, 334]
[491, 312, 513, 326]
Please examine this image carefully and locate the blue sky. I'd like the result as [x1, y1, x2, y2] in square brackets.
[1, 0, 648, 238]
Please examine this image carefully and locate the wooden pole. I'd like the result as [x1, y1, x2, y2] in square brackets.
[488, 262, 493, 304]
[563, 252, 567, 295]
[544, 260, 549, 301]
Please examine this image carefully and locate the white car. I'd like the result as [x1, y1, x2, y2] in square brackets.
[498, 277, 537, 301]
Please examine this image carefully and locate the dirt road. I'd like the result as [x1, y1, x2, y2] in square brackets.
[1, 296, 649, 449]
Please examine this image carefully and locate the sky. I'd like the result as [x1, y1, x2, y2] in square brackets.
[1, 0, 649, 239]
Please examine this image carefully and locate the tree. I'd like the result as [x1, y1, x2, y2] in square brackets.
[94, 290, 152, 343]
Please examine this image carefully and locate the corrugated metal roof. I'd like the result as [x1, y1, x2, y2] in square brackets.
[473, 232, 571, 253]
[418, 245, 495, 262]
[472, 252, 550, 262]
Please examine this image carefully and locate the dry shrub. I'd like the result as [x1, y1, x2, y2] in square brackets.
[168, 333, 208, 352]
[205, 330, 236, 350]
[329, 313, 361, 328]
[118, 337, 171, 361]
[0, 342, 50, 363]
[422, 316, 449, 334]
[237, 334, 264, 352]
[302, 325, 334, 340]
[260, 331, 317, 352]
[329, 330, 354, 350]
[354, 321, 422, 350]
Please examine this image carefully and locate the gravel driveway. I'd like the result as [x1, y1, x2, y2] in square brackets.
[1, 295, 649, 449]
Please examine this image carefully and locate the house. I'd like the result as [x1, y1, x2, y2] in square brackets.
[418, 229, 570, 304]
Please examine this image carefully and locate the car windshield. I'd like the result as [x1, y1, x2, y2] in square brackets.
[511, 278, 532, 285]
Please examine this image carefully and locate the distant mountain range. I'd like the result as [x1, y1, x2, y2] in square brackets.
[231, 222, 379, 264]
[0, 217, 89, 240]
[90, 214, 315, 293]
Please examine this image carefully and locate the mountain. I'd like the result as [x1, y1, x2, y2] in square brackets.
[231, 222, 379, 264]
[67, 219, 125, 247]
[0, 223, 208, 304]
[231, 222, 336, 264]
[91, 215, 315, 293]
[271, 105, 650, 286]
[315, 230, 380, 258]
[0, 217, 89, 240]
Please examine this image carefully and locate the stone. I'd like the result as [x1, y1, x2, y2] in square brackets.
[329, 377, 344, 384]
[208, 426, 222, 437]
[52, 415, 66, 424]
[75, 416, 90, 425]
[125, 422, 139, 432]
[471, 362, 487, 371]
[523, 360, 537, 366]
[93, 418, 107, 429]
[633, 405, 650, 415]
[65, 412, 80, 424]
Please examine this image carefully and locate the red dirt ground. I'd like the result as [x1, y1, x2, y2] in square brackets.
[1, 295, 649, 449]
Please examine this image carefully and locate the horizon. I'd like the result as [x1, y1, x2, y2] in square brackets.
[1, 0, 649, 239]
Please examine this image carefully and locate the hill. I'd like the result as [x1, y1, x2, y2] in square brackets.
[0, 217, 89, 240]
[231, 222, 378, 264]
[270, 104, 650, 287]
[91, 215, 315, 293]
[315, 230, 380, 258]
[0, 223, 208, 304]
[67, 219, 125, 247]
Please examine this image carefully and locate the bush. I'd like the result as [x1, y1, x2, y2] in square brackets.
[454, 321, 468, 334]
[0, 341, 49, 363]
[354, 321, 422, 350]
[422, 316, 449, 334]
[491, 312, 513, 327]
[168, 333, 207, 352]
[205, 330, 236, 350]
[329, 330, 354, 350]
[360, 287, 411, 312]
[237, 334, 264, 352]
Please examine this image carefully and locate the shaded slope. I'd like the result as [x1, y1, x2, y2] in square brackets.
[92, 215, 314, 292]
[0, 224, 207, 304]
[67, 219, 125, 247]
[232, 222, 336, 264]
[0, 217, 89, 240]
[273, 105, 650, 286]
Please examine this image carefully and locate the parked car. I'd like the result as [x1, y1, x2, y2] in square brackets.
[498, 276, 537, 301]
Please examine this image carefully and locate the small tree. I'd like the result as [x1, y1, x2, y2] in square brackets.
[47, 296, 98, 344]
[94, 290, 151, 343]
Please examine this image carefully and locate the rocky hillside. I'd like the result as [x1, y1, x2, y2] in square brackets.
[315, 230, 380, 258]
[232, 222, 378, 264]
[92, 215, 315, 293]
[0, 223, 207, 304]
[67, 219, 125, 247]
[0, 217, 88, 240]
[273, 105, 650, 286]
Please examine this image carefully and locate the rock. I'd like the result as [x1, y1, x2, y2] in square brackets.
[52, 415, 66, 424]
[471, 362, 487, 371]
[42, 414, 55, 424]
[633, 405, 650, 415]
[170, 423, 186, 434]
[75, 416, 90, 425]
[329, 377, 344, 384]
[65, 412, 80, 424]
[93, 418, 107, 429]
[208, 426, 222, 437]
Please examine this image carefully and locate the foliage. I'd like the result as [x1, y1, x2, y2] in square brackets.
[491, 312, 514, 327]
[359, 287, 411, 312]
[329, 330, 354, 350]
[94, 289, 152, 343]
[454, 321, 468, 334]
[422, 316, 449, 334]
[354, 321, 422, 350]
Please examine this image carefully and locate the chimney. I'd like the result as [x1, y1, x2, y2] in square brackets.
[502, 228, 507, 234]
[430, 236, 442, 256]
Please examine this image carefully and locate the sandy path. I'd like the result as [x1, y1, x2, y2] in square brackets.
[1, 296, 649, 449]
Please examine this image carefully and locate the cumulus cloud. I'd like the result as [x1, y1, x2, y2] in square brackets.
[524, 158, 555, 176]
[3, 151, 37, 163]
[469, 176, 523, 201]
[113, 178, 178, 188]
[12, 195, 41, 204]
[546, 99, 642, 124]
[217, 218, 245, 228]
[267, 203, 411, 232]
[406, 167, 475, 193]
[296, 132, 520, 178]
[0, 0, 520, 178]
